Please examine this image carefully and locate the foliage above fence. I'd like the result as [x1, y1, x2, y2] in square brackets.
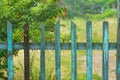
[0, 1, 63, 79]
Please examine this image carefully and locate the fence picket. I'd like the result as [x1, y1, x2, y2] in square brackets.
[7, 21, 14, 80]
[102, 21, 109, 80]
[71, 21, 77, 80]
[55, 20, 61, 80]
[86, 21, 92, 80]
[117, 0, 120, 79]
[24, 22, 30, 80]
[40, 23, 46, 80]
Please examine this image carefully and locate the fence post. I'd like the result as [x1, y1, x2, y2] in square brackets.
[55, 20, 61, 80]
[86, 21, 92, 80]
[40, 23, 45, 80]
[71, 21, 77, 80]
[102, 21, 109, 80]
[7, 21, 14, 80]
[24, 22, 30, 80]
[117, 0, 120, 79]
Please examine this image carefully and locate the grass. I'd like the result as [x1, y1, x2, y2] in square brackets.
[14, 50, 102, 80]
[13, 17, 117, 80]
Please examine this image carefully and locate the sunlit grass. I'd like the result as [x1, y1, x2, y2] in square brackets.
[14, 50, 102, 80]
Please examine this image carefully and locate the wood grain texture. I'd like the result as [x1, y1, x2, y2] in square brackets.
[102, 21, 109, 80]
[71, 21, 77, 80]
[86, 21, 92, 80]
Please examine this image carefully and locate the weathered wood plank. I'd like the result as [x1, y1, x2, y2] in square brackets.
[7, 21, 14, 80]
[40, 23, 45, 80]
[86, 21, 92, 80]
[117, 0, 120, 79]
[71, 21, 77, 80]
[0, 43, 117, 50]
[102, 21, 109, 80]
[24, 22, 30, 80]
[55, 20, 61, 80]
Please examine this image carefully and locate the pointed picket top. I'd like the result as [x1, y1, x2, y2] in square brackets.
[7, 20, 12, 32]
[71, 21, 76, 28]
[55, 20, 60, 27]
[40, 23, 45, 28]
[7, 20, 12, 26]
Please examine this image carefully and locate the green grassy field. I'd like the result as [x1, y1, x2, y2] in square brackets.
[13, 17, 117, 80]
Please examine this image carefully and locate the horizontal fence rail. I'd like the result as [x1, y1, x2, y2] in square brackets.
[3, 20, 120, 80]
[0, 43, 117, 50]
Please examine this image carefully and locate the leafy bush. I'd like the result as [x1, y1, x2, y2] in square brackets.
[0, 0, 63, 79]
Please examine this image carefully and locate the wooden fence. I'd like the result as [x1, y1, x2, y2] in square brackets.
[0, 20, 120, 80]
